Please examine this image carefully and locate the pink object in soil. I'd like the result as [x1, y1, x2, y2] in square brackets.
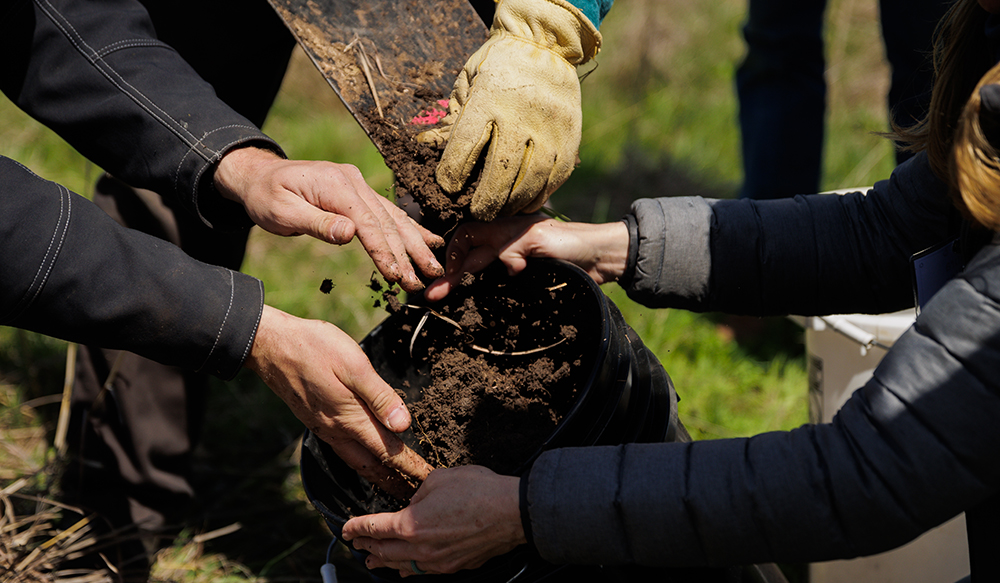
[409, 100, 452, 125]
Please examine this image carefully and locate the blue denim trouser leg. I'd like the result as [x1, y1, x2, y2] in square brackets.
[736, 0, 827, 200]
[878, 0, 950, 164]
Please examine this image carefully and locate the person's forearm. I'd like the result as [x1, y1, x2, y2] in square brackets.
[0, 157, 262, 379]
[2, 0, 281, 230]
[623, 154, 957, 316]
[565, 0, 614, 27]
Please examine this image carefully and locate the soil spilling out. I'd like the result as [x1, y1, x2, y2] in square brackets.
[270, 0, 489, 236]
[287, 0, 588, 504]
[360, 108, 486, 237]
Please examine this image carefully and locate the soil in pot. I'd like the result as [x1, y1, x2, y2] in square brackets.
[368, 262, 597, 489]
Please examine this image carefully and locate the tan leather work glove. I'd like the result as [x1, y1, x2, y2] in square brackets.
[418, 0, 601, 221]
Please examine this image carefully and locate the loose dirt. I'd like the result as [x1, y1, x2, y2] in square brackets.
[358, 262, 598, 508]
[361, 109, 475, 236]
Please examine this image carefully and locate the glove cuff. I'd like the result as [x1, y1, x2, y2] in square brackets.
[493, 0, 603, 66]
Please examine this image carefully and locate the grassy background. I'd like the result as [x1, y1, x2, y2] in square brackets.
[1, 0, 901, 580]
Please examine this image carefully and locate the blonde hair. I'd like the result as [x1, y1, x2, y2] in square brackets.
[953, 63, 1000, 230]
[893, 0, 1000, 229]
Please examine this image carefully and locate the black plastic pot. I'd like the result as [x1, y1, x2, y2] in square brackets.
[300, 258, 686, 582]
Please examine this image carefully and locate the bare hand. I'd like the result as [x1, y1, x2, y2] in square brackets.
[342, 466, 524, 577]
[245, 306, 433, 497]
[215, 147, 444, 292]
[424, 216, 630, 302]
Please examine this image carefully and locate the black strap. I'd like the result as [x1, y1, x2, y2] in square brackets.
[966, 491, 1000, 582]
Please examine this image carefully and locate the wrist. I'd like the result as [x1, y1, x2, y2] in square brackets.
[494, 0, 601, 65]
[245, 304, 283, 378]
[214, 145, 284, 204]
[593, 220, 630, 283]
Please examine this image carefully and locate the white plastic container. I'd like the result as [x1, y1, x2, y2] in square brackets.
[803, 310, 970, 583]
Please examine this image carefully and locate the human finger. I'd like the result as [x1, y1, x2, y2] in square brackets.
[372, 195, 444, 281]
[325, 436, 430, 499]
[327, 350, 435, 481]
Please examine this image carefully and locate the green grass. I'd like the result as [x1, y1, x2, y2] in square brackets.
[0, 0, 914, 578]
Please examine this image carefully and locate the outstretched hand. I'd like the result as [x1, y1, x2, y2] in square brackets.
[245, 305, 433, 497]
[424, 216, 629, 302]
[342, 466, 523, 577]
[215, 147, 444, 292]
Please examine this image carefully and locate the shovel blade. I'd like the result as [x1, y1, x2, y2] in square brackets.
[268, 0, 488, 153]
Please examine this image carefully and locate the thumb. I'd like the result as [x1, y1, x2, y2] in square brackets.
[342, 511, 398, 542]
[437, 118, 494, 195]
[416, 125, 452, 148]
[280, 201, 356, 245]
[353, 367, 412, 434]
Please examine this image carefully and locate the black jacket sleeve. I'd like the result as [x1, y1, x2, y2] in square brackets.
[623, 153, 958, 317]
[0, 157, 262, 379]
[528, 233, 1000, 567]
[1, 0, 284, 230]
[526, 153, 1000, 567]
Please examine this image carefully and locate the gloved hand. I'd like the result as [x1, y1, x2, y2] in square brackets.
[418, 0, 601, 221]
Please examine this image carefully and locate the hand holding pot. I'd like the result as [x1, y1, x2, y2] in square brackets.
[214, 146, 444, 292]
[342, 466, 524, 577]
[245, 305, 433, 497]
[424, 216, 629, 302]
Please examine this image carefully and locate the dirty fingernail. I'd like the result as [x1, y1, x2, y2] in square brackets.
[387, 406, 409, 432]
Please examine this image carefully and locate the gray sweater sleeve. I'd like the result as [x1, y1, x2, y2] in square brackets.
[623, 196, 714, 308]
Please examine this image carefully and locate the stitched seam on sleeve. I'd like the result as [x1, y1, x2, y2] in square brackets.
[614, 444, 636, 562]
[197, 269, 235, 373]
[35, 0, 209, 156]
[95, 39, 171, 59]
[2, 185, 72, 323]
[239, 279, 265, 365]
[178, 128, 261, 198]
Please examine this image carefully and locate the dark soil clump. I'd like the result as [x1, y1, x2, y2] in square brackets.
[400, 292, 578, 475]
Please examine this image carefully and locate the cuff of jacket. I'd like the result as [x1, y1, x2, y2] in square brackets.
[187, 134, 286, 232]
[618, 214, 639, 289]
[198, 270, 266, 380]
[624, 197, 713, 309]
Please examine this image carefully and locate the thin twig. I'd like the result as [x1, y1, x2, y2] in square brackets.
[409, 311, 431, 359]
[343, 35, 361, 52]
[192, 522, 242, 544]
[348, 35, 383, 119]
[55, 342, 77, 455]
[471, 338, 566, 356]
[404, 305, 567, 357]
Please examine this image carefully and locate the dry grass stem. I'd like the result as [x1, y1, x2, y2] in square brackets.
[0, 487, 120, 583]
[406, 305, 568, 357]
[345, 35, 383, 119]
